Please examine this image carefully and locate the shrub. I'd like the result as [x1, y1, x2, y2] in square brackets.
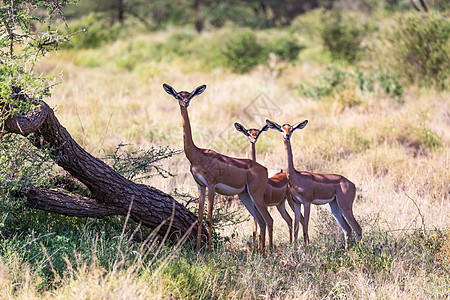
[113, 39, 153, 70]
[162, 32, 198, 58]
[353, 68, 403, 99]
[290, 9, 326, 42]
[321, 12, 369, 62]
[298, 66, 403, 101]
[380, 12, 450, 89]
[269, 36, 305, 61]
[103, 144, 179, 181]
[222, 29, 269, 73]
[298, 66, 348, 99]
[63, 13, 121, 49]
[0, 135, 55, 192]
[378, 118, 442, 154]
[113, 32, 198, 71]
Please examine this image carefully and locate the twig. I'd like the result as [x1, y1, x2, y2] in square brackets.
[132, 219, 168, 267]
[39, 242, 61, 281]
[115, 196, 134, 266]
[74, 105, 86, 146]
[151, 220, 197, 279]
[402, 189, 426, 234]
[100, 112, 114, 149]
[0, 102, 7, 138]
[148, 198, 177, 267]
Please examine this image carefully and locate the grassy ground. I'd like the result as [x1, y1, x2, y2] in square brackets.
[1, 15, 449, 298]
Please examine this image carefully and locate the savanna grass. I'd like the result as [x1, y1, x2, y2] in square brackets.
[1, 8, 449, 298]
[1, 213, 446, 299]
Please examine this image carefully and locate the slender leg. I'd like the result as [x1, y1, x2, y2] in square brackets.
[302, 203, 311, 246]
[338, 182, 362, 242]
[287, 193, 295, 212]
[253, 218, 258, 246]
[256, 203, 273, 252]
[238, 190, 263, 250]
[293, 202, 302, 242]
[329, 200, 352, 249]
[245, 175, 272, 253]
[340, 207, 362, 242]
[276, 201, 292, 243]
[239, 183, 273, 253]
[253, 207, 266, 252]
[196, 185, 206, 252]
[257, 211, 266, 253]
[249, 193, 273, 253]
[207, 184, 215, 252]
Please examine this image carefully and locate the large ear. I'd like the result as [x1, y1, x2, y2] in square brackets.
[234, 122, 248, 135]
[266, 119, 282, 132]
[290, 120, 308, 133]
[163, 84, 178, 99]
[189, 84, 206, 99]
[256, 124, 269, 138]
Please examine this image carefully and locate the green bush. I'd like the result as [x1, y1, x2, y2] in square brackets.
[380, 12, 450, 89]
[269, 36, 305, 61]
[291, 9, 327, 42]
[298, 66, 348, 99]
[353, 68, 403, 99]
[0, 136, 55, 192]
[222, 29, 269, 73]
[113, 32, 198, 71]
[63, 13, 121, 49]
[113, 39, 153, 70]
[162, 32, 198, 58]
[298, 66, 403, 100]
[321, 13, 369, 62]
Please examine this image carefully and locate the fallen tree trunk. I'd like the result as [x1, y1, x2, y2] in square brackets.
[2, 99, 203, 240]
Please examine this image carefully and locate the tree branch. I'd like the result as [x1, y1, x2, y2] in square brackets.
[20, 187, 121, 217]
[3, 102, 50, 136]
[3, 98, 204, 241]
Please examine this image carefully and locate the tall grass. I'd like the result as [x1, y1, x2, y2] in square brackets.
[1, 9, 449, 298]
[0, 211, 448, 298]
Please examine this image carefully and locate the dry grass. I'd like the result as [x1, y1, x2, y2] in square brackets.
[10, 25, 447, 298]
[40, 50, 449, 231]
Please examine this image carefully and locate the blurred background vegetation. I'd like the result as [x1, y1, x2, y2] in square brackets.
[0, 0, 449, 298]
[55, 0, 449, 86]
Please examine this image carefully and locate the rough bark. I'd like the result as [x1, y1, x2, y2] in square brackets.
[2, 99, 204, 240]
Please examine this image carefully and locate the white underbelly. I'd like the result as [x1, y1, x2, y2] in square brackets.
[191, 169, 245, 195]
[296, 196, 335, 205]
[312, 197, 335, 205]
[215, 183, 245, 195]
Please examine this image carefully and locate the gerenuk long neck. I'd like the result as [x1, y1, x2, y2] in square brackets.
[284, 139, 296, 176]
[249, 142, 256, 161]
[180, 106, 200, 163]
